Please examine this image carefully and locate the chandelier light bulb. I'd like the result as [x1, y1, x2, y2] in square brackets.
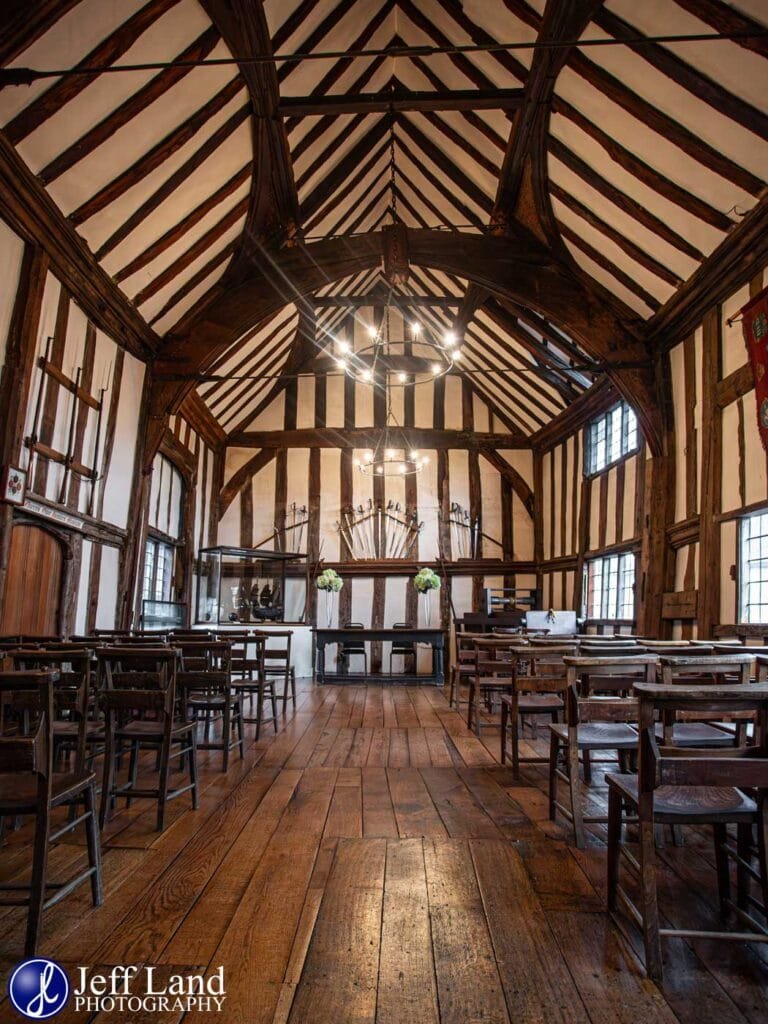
[362, 369, 373, 382]
[335, 358, 347, 370]
[453, 349, 462, 360]
[411, 322, 421, 336]
[338, 340, 350, 354]
[364, 452, 374, 463]
[367, 324, 378, 340]
[444, 331, 456, 345]
[376, 466, 384, 474]
[397, 372, 407, 383]
[431, 363, 442, 375]
[386, 449, 395, 459]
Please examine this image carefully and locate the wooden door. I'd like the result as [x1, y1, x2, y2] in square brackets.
[0, 524, 63, 635]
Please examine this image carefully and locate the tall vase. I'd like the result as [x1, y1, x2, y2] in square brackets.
[324, 589, 335, 627]
[422, 588, 433, 627]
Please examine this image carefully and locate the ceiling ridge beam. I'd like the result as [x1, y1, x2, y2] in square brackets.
[39, 25, 220, 184]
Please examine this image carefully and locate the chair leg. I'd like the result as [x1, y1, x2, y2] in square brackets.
[222, 698, 231, 772]
[500, 700, 508, 765]
[582, 749, 592, 784]
[269, 683, 278, 733]
[448, 669, 455, 708]
[606, 786, 622, 911]
[737, 822, 753, 911]
[189, 732, 199, 810]
[25, 804, 50, 956]
[713, 823, 731, 920]
[157, 735, 171, 832]
[568, 741, 586, 849]
[255, 683, 264, 742]
[236, 701, 245, 760]
[99, 718, 116, 829]
[510, 704, 521, 782]
[548, 731, 559, 822]
[638, 817, 664, 982]
[84, 781, 103, 907]
[126, 740, 139, 807]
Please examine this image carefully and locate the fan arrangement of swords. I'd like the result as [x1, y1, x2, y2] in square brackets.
[336, 500, 423, 560]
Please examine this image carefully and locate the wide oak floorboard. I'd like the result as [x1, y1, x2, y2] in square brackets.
[0, 679, 765, 1023]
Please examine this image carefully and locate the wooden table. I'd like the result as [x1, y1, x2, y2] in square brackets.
[313, 627, 445, 685]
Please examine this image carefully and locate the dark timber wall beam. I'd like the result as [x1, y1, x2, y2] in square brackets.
[0, 132, 157, 359]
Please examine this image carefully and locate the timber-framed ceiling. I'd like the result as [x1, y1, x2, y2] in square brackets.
[1, 0, 767, 454]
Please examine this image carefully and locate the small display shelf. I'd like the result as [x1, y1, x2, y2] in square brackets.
[195, 546, 306, 625]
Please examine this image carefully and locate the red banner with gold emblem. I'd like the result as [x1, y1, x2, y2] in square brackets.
[741, 284, 768, 453]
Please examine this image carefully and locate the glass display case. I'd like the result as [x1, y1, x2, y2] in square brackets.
[195, 546, 307, 625]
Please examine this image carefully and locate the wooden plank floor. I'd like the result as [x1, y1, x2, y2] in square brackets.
[0, 680, 766, 1022]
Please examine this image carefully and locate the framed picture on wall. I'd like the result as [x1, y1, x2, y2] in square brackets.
[0, 465, 27, 505]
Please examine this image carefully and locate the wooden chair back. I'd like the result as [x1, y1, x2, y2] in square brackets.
[96, 647, 180, 721]
[563, 655, 657, 727]
[11, 649, 93, 765]
[634, 682, 768, 795]
[0, 672, 57, 786]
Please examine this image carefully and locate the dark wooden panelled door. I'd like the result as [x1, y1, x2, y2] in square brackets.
[0, 524, 63, 635]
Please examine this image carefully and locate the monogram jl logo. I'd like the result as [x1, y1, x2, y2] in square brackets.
[8, 959, 70, 1019]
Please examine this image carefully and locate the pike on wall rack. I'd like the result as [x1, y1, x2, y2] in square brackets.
[24, 336, 109, 515]
[441, 502, 503, 559]
[254, 502, 309, 554]
[336, 500, 423, 561]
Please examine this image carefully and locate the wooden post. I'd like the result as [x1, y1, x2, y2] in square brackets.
[0, 244, 49, 626]
[697, 307, 723, 639]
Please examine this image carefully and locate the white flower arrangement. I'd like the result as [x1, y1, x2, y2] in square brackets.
[413, 567, 441, 593]
[316, 568, 343, 593]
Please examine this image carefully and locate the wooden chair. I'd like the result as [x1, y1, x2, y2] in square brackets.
[231, 635, 277, 740]
[11, 648, 100, 774]
[0, 671, 103, 955]
[467, 637, 532, 735]
[256, 630, 296, 714]
[549, 655, 657, 848]
[500, 645, 570, 779]
[97, 647, 198, 832]
[389, 623, 416, 675]
[176, 640, 244, 771]
[447, 631, 486, 709]
[607, 680, 768, 981]
[339, 623, 367, 674]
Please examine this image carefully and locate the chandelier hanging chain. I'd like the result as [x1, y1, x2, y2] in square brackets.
[388, 119, 398, 224]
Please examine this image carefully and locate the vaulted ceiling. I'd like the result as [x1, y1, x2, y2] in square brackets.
[2, 0, 767, 444]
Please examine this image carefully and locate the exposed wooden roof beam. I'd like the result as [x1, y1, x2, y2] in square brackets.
[0, 0, 80, 66]
[557, 222, 662, 312]
[593, 6, 768, 139]
[312, 295, 461, 308]
[70, 77, 245, 228]
[530, 377, 619, 451]
[131, 195, 248, 308]
[0, 131, 157, 359]
[114, 163, 251, 284]
[493, 0, 606, 227]
[280, 88, 526, 116]
[38, 26, 220, 184]
[228, 427, 528, 450]
[201, 0, 300, 259]
[672, 0, 768, 60]
[504, 0, 764, 196]
[5, 0, 181, 144]
[148, 240, 238, 329]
